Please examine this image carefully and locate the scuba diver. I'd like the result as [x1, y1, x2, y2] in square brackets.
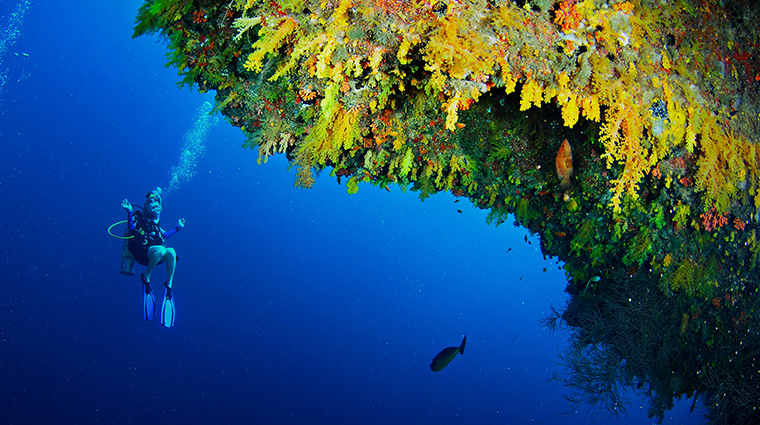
[120, 188, 185, 327]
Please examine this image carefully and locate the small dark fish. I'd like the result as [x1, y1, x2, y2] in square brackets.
[454, 199, 460, 203]
[520, 276, 523, 280]
[524, 235, 528, 242]
[457, 209, 462, 213]
[430, 335, 467, 372]
[506, 248, 512, 253]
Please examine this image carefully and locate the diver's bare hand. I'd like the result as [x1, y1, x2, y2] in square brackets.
[177, 218, 186, 228]
[121, 199, 132, 212]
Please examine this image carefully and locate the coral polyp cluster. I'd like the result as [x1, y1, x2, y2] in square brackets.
[554, 0, 583, 32]
[134, 0, 760, 422]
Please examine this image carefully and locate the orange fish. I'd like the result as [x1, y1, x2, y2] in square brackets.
[555, 139, 574, 190]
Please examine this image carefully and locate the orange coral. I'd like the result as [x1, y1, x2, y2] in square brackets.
[299, 85, 318, 101]
[733, 218, 746, 230]
[193, 10, 208, 24]
[700, 206, 728, 232]
[651, 164, 662, 179]
[554, 1, 582, 33]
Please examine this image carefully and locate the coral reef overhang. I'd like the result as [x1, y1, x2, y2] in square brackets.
[133, 0, 760, 423]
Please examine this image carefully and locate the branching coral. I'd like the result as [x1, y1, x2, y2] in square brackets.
[700, 206, 729, 232]
[193, 9, 208, 23]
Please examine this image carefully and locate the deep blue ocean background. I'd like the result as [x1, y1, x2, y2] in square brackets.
[0, 1, 706, 424]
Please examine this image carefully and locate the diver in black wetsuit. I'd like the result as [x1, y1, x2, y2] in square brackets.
[121, 188, 185, 326]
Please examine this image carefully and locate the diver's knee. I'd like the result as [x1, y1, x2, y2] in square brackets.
[166, 247, 177, 258]
[149, 245, 166, 257]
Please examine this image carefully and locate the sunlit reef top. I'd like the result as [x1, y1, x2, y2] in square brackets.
[134, 1, 759, 423]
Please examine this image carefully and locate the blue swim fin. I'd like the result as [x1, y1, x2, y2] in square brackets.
[160, 283, 175, 328]
[142, 276, 156, 321]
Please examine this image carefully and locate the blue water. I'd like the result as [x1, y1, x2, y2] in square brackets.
[0, 1, 706, 424]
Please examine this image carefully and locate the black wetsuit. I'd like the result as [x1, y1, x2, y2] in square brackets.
[127, 210, 169, 266]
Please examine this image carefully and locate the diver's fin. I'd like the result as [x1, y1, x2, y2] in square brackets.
[142, 275, 156, 321]
[160, 283, 175, 328]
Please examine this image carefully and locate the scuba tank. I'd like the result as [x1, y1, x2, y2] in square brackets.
[120, 232, 136, 276]
[109, 218, 137, 276]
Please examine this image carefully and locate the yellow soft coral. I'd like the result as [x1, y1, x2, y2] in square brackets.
[581, 95, 600, 122]
[300, 102, 360, 167]
[243, 16, 298, 72]
[558, 90, 580, 128]
[270, 33, 327, 81]
[694, 122, 738, 212]
[520, 79, 543, 111]
[599, 89, 648, 212]
[232, 16, 262, 41]
[331, 0, 351, 27]
[444, 93, 461, 132]
[614, 1, 634, 13]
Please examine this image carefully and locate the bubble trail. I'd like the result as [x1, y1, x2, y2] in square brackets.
[166, 101, 219, 196]
[0, 1, 31, 93]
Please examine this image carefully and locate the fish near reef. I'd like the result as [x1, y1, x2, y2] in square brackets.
[430, 335, 467, 372]
[555, 139, 574, 190]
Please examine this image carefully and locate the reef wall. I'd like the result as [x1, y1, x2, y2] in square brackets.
[133, 1, 760, 422]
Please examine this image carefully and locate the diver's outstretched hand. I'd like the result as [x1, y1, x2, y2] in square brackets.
[177, 218, 186, 228]
[121, 199, 132, 212]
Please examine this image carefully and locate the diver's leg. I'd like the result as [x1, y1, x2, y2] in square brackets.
[165, 247, 177, 288]
[144, 245, 167, 282]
